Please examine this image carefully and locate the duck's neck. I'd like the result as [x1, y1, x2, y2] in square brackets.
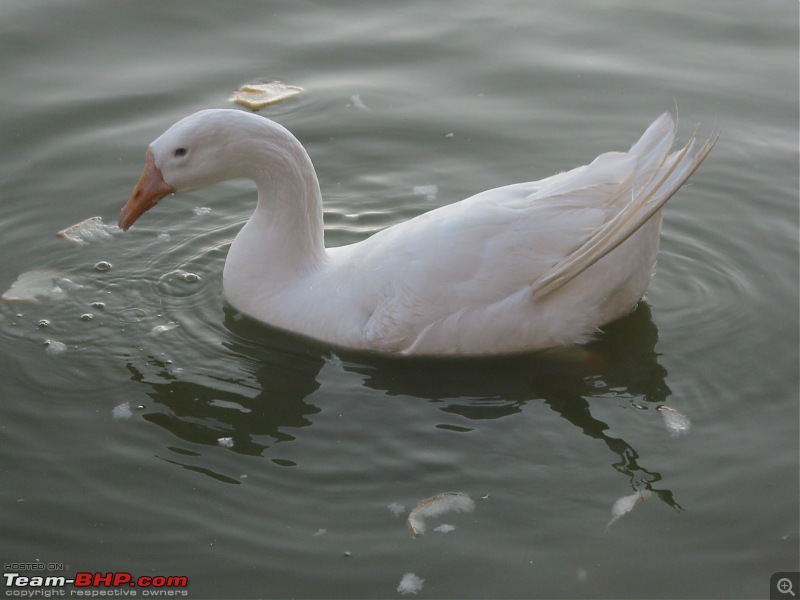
[234, 124, 326, 278]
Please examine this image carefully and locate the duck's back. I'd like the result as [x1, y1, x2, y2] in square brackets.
[327, 113, 713, 355]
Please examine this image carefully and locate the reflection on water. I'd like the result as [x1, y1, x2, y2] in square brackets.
[126, 299, 682, 510]
[124, 337, 325, 459]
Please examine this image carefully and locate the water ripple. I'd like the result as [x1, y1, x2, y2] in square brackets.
[652, 221, 763, 349]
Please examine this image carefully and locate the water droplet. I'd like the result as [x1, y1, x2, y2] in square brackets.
[118, 307, 148, 323]
[94, 261, 112, 272]
[156, 270, 202, 298]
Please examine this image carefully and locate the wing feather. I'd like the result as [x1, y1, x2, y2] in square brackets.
[531, 120, 717, 299]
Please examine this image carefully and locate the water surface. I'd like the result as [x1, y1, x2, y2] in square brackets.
[1, 2, 797, 598]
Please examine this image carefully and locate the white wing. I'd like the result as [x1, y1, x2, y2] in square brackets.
[331, 113, 716, 353]
[532, 114, 717, 299]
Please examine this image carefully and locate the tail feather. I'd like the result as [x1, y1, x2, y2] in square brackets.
[531, 116, 717, 300]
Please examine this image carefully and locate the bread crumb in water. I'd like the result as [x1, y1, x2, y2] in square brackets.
[229, 82, 303, 111]
[397, 573, 424, 595]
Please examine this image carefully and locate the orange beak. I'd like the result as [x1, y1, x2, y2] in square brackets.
[118, 149, 175, 231]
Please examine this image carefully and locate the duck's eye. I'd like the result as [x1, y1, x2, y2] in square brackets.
[174, 148, 188, 157]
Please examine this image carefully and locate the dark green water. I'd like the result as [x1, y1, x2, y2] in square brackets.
[1, 2, 797, 598]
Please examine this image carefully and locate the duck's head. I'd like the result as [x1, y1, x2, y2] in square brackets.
[118, 109, 273, 231]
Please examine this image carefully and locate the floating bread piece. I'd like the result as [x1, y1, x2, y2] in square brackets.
[397, 573, 424, 595]
[2, 269, 81, 304]
[406, 492, 475, 537]
[657, 405, 691, 437]
[43, 339, 68, 355]
[349, 94, 369, 111]
[229, 82, 303, 110]
[112, 402, 133, 420]
[148, 321, 180, 336]
[605, 490, 652, 531]
[387, 502, 406, 517]
[58, 216, 114, 245]
[209, 399, 252, 413]
[412, 184, 438, 201]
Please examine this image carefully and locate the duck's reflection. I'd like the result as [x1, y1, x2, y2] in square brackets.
[125, 328, 326, 456]
[343, 302, 679, 508]
[126, 301, 680, 508]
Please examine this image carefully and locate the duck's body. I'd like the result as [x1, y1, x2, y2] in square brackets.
[119, 109, 714, 356]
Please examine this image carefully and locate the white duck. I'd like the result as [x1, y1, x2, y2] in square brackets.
[119, 109, 714, 356]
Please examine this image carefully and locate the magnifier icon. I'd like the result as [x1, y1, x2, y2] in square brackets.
[778, 578, 796, 597]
